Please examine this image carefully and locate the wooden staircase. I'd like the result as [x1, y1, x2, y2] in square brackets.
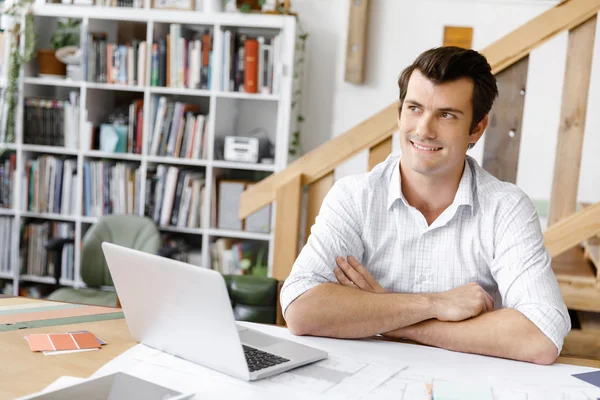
[239, 0, 600, 357]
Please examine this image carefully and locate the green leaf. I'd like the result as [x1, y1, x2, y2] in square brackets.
[297, 115, 305, 123]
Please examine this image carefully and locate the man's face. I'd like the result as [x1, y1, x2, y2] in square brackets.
[398, 69, 486, 179]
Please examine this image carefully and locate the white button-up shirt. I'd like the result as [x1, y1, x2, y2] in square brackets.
[281, 152, 570, 352]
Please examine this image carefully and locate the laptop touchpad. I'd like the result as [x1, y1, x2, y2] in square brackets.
[239, 329, 281, 349]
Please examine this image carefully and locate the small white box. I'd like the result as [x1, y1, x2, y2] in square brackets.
[224, 136, 259, 163]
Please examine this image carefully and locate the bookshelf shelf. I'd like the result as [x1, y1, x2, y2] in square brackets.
[0, 271, 13, 280]
[21, 145, 78, 155]
[159, 225, 204, 235]
[21, 212, 78, 223]
[85, 82, 145, 92]
[1, 4, 297, 296]
[207, 228, 272, 241]
[212, 160, 276, 172]
[23, 77, 83, 88]
[0, 143, 17, 150]
[216, 91, 280, 102]
[83, 151, 143, 161]
[19, 275, 57, 284]
[146, 155, 208, 167]
[0, 208, 15, 216]
[81, 216, 98, 224]
[149, 86, 212, 97]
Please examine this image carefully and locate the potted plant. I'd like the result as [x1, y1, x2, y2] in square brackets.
[38, 18, 81, 78]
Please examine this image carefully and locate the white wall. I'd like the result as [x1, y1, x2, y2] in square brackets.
[288, 0, 600, 209]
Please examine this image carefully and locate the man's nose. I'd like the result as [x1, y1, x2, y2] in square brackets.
[416, 115, 436, 139]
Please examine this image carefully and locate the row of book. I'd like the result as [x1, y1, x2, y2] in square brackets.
[145, 165, 206, 228]
[20, 221, 74, 279]
[222, 31, 282, 95]
[150, 25, 213, 89]
[0, 155, 15, 209]
[23, 93, 80, 149]
[210, 237, 268, 276]
[89, 100, 144, 154]
[23, 157, 78, 216]
[82, 24, 215, 89]
[0, 217, 13, 274]
[148, 96, 208, 158]
[84, 33, 148, 85]
[83, 160, 143, 217]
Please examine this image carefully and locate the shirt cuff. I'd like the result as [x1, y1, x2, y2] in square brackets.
[514, 303, 570, 355]
[279, 278, 324, 318]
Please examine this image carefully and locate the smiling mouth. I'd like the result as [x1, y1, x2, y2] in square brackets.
[411, 141, 442, 151]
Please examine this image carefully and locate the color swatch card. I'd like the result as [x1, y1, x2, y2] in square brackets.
[26, 331, 102, 352]
[432, 379, 494, 400]
[572, 370, 600, 389]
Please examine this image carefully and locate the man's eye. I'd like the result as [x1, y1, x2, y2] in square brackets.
[441, 112, 454, 119]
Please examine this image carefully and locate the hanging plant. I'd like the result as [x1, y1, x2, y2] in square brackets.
[289, 25, 307, 158]
[3, 0, 36, 146]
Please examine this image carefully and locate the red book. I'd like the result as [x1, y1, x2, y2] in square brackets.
[244, 39, 259, 93]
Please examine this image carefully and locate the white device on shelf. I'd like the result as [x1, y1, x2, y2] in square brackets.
[223, 136, 262, 163]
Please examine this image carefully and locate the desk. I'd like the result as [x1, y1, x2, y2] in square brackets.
[2, 298, 600, 400]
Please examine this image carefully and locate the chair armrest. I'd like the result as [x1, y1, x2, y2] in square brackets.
[45, 237, 75, 251]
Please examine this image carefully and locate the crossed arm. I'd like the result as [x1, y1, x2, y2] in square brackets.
[282, 177, 569, 366]
[285, 256, 560, 366]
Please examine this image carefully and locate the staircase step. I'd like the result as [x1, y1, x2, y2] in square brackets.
[552, 246, 597, 285]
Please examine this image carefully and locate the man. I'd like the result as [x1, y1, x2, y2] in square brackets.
[280, 46, 570, 365]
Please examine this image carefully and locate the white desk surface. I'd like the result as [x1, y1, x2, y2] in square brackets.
[31, 322, 600, 400]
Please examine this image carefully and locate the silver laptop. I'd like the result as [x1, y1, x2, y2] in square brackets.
[101, 242, 328, 381]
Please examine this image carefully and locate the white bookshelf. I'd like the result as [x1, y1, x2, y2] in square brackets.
[0, 3, 296, 296]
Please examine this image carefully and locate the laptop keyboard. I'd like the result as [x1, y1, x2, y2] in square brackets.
[243, 345, 290, 372]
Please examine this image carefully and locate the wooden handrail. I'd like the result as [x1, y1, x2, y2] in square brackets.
[239, 0, 600, 219]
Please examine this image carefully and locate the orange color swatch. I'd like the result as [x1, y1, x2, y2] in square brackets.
[26, 332, 102, 352]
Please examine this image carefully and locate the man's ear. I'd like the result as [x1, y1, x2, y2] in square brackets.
[469, 114, 488, 145]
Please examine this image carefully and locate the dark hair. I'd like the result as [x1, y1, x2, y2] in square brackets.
[398, 47, 498, 148]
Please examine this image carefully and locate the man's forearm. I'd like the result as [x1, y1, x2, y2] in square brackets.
[384, 308, 558, 365]
[285, 283, 436, 339]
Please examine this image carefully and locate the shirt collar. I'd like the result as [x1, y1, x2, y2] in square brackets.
[387, 155, 474, 214]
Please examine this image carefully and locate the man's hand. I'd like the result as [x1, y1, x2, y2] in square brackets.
[334, 257, 494, 322]
[430, 283, 495, 321]
[334, 256, 387, 293]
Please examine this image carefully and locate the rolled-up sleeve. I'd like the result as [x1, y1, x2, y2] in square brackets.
[491, 193, 571, 354]
[280, 177, 365, 318]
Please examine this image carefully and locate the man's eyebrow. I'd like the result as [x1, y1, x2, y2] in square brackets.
[405, 99, 464, 115]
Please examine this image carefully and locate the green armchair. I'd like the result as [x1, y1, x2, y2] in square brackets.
[223, 275, 280, 324]
[46, 215, 284, 325]
[48, 215, 162, 307]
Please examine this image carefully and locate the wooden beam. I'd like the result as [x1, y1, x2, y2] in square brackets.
[562, 329, 600, 360]
[272, 174, 302, 281]
[484, 0, 600, 75]
[368, 137, 392, 171]
[345, 0, 370, 84]
[545, 202, 600, 258]
[548, 16, 596, 225]
[559, 282, 600, 313]
[482, 56, 529, 183]
[305, 172, 334, 243]
[239, 103, 398, 219]
[552, 247, 597, 286]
